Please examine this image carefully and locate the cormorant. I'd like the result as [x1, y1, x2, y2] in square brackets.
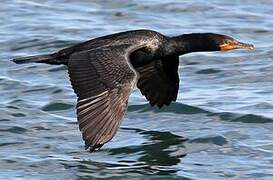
[12, 29, 254, 151]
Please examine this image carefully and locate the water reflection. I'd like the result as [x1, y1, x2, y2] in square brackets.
[110, 128, 187, 165]
[66, 128, 188, 179]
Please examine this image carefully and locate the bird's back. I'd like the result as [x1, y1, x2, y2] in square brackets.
[55, 29, 166, 60]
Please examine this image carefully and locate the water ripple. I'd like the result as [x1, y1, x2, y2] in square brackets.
[42, 102, 74, 112]
[189, 135, 228, 146]
[128, 103, 209, 114]
[2, 0, 273, 179]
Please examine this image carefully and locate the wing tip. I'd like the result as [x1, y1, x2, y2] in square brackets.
[84, 140, 105, 152]
[87, 144, 104, 152]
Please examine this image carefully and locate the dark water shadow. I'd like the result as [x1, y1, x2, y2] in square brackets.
[42, 102, 74, 112]
[109, 127, 187, 165]
[104, 128, 187, 176]
[209, 112, 273, 123]
[128, 102, 209, 115]
[60, 128, 188, 179]
[129, 103, 273, 123]
[195, 68, 222, 74]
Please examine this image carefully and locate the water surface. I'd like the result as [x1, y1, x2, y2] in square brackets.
[1, 0, 273, 179]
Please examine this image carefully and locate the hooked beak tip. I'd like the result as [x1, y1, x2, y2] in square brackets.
[220, 41, 255, 51]
[239, 42, 255, 50]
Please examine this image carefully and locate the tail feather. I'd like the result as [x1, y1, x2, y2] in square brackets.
[12, 54, 67, 65]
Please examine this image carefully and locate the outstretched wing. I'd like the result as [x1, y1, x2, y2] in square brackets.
[136, 55, 179, 108]
[68, 45, 138, 151]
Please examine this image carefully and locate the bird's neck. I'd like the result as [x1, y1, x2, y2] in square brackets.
[168, 33, 219, 56]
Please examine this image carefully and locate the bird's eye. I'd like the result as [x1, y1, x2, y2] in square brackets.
[224, 39, 230, 44]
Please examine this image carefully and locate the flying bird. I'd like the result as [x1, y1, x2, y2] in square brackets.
[12, 29, 254, 151]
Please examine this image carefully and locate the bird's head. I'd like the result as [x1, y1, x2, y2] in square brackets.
[170, 33, 254, 55]
[209, 34, 255, 51]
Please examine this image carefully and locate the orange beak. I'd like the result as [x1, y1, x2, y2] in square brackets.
[220, 40, 254, 51]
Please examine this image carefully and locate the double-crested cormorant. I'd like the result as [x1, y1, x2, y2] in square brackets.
[12, 30, 254, 151]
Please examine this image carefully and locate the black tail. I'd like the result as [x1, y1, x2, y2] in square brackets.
[12, 53, 67, 65]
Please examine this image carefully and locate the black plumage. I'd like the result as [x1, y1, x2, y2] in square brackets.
[12, 29, 254, 151]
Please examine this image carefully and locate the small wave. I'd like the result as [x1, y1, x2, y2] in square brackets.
[185, 61, 200, 65]
[23, 87, 48, 93]
[188, 135, 228, 146]
[0, 119, 10, 122]
[212, 112, 273, 123]
[229, 114, 273, 123]
[128, 103, 209, 114]
[0, 126, 28, 134]
[129, 103, 273, 123]
[195, 68, 222, 74]
[32, 126, 51, 131]
[42, 102, 74, 112]
[6, 105, 19, 110]
[10, 112, 26, 117]
[0, 142, 24, 147]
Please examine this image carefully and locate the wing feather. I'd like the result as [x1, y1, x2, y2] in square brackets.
[136, 56, 179, 108]
[68, 45, 139, 151]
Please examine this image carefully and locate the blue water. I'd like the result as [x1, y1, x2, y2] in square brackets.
[1, 0, 273, 179]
